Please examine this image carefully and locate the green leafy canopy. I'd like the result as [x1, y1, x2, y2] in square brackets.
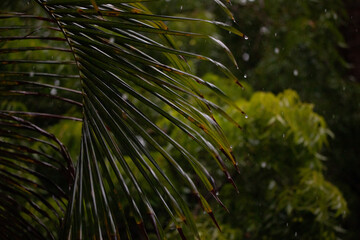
[0, 0, 247, 239]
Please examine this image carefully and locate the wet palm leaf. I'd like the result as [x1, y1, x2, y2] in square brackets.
[0, 0, 246, 239]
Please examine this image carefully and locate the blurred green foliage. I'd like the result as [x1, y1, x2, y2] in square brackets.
[0, 1, 81, 128]
[161, 83, 347, 239]
[225, 1, 360, 239]
[150, 0, 358, 238]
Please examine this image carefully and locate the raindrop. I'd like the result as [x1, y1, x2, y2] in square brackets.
[260, 26, 269, 35]
[242, 53, 250, 61]
[109, 37, 115, 43]
[239, 0, 247, 5]
[244, 35, 249, 40]
[274, 32, 278, 37]
[50, 88, 57, 95]
[274, 47, 279, 54]
[245, 114, 248, 119]
[282, 133, 285, 138]
[286, 222, 289, 227]
[54, 80, 60, 86]
[293, 69, 299, 76]
[268, 180, 276, 190]
[51, 56, 54, 59]
[261, 162, 266, 168]
[295, 232, 298, 237]
[324, 8, 327, 13]
[180, 5, 183, 11]
[29, 72, 34, 77]
[216, 192, 219, 196]
[243, 74, 247, 79]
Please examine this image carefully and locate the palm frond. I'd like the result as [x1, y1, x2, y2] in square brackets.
[0, 0, 246, 239]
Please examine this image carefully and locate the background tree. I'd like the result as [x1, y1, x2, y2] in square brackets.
[156, 0, 359, 238]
